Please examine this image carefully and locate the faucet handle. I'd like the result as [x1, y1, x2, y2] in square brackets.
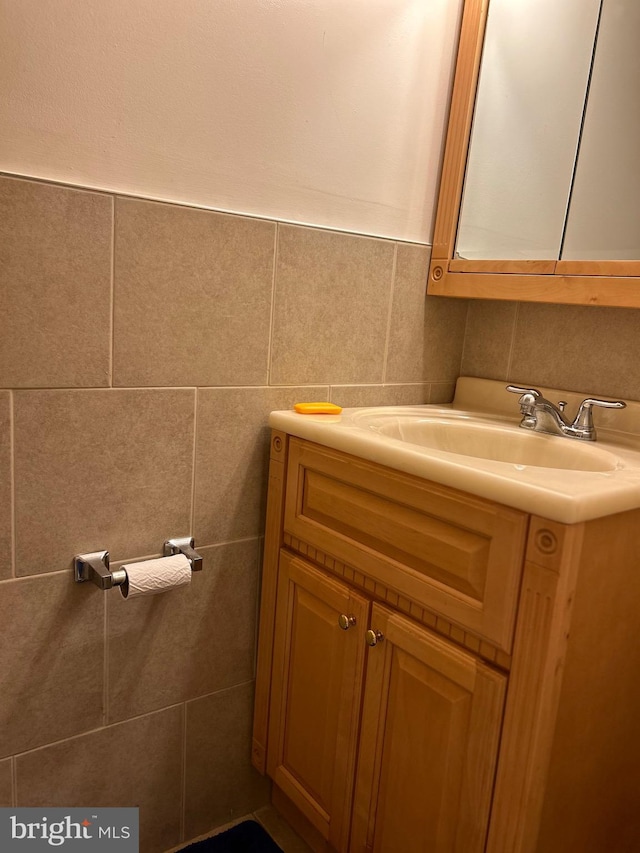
[506, 385, 544, 423]
[578, 397, 626, 410]
[506, 385, 543, 417]
[571, 397, 626, 439]
[506, 385, 542, 399]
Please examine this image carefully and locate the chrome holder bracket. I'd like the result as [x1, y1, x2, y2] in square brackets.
[74, 550, 127, 590]
[163, 536, 203, 571]
[75, 536, 203, 589]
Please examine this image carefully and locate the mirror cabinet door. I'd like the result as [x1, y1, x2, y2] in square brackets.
[561, 0, 640, 264]
[429, 0, 640, 306]
[456, 0, 600, 263]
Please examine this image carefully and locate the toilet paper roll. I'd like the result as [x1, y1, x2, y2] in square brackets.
[121, 553, 191, 599]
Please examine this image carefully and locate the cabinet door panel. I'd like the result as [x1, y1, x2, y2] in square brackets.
[352, 604, 506, 853]
[284, 438, 527, 651]
[267, 551, 369, 852]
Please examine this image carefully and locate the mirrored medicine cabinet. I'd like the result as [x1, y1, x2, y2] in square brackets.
[428, 0, 640, 307]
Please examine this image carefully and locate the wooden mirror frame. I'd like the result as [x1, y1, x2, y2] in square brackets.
[427, 0, 640, 308]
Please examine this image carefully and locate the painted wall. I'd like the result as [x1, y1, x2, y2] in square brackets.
[0, 0, 462, 243]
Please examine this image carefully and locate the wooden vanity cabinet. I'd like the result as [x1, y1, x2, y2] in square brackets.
[266, 551, 369, 851]
[268, 550, 506, 853]
[350, 602, 506, 853]
[253, 431, 640, 853]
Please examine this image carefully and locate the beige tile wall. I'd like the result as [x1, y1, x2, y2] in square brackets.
[11, 173, 638, 852]
[462, 300, 640, 401]
[0, 759, 12, 807]
[0, 173, 466, 853]
[16, 708, 184, 852]
[270, 226, 394, 385]
[0, 392, 10, 580]
[0, 179, 112, 388]
[386, 244, 468, 384]
[113, 199, 276, 388]
[184, 682, 270, 839]
[194, 387, 328, 545]
[14, 389, 195, 575]
[108, 541, 260, 722]
[0, 574, 104, 756]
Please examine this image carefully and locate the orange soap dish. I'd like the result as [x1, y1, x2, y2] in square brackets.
[293, 402, 343, 415]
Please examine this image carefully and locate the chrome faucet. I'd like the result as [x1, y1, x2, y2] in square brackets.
[506, 385, 626, 441]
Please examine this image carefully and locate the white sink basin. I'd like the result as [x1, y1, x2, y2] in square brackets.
[369, 417, 619, 472]
[268, 378, 640, 524]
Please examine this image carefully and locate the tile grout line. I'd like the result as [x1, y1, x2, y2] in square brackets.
[180, 702, 187, 843]
[505, 302, 521, 380]
[189, 389, 199, 535]
[0, 535, 264, 588]
[252, 538, 263, 679]
[0, 383, 333, 393]
[109, 195, 116, 387]
[266, 223, 280, 386]
[103, 590, 109, 728]
[458, 299, 473, 381]
[381, 243, 398, 384]
[9, 390, 16, 578]
[6, 680, 259, 768]
[10, 700, 189, 759]
[330, 381, 429, 389]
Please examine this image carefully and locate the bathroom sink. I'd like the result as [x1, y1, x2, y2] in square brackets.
[268, 377, 640, 524]
[367, 417, 618, 472]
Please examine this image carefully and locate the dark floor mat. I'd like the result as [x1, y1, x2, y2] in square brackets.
[177, 820, 284, 853]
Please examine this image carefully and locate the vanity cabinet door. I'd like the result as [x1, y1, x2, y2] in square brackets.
[267, 551, 369, 852]
[284, 437, 528, 653]
[351, 604, 506, 853]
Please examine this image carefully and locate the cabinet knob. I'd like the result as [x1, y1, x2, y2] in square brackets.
[338, 614, 357, 630]
[365, 629, 384, 647]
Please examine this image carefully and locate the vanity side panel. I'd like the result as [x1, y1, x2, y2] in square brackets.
[252, 430, 289, 773]
[487, 518, 584, 853]
[534, 508, 640, 853]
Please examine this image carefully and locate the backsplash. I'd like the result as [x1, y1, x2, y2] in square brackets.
[462, 299, 640, 401]
[0, 174, 467, 851]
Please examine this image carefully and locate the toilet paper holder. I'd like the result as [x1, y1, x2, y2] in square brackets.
[74, 537, 203, 590]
